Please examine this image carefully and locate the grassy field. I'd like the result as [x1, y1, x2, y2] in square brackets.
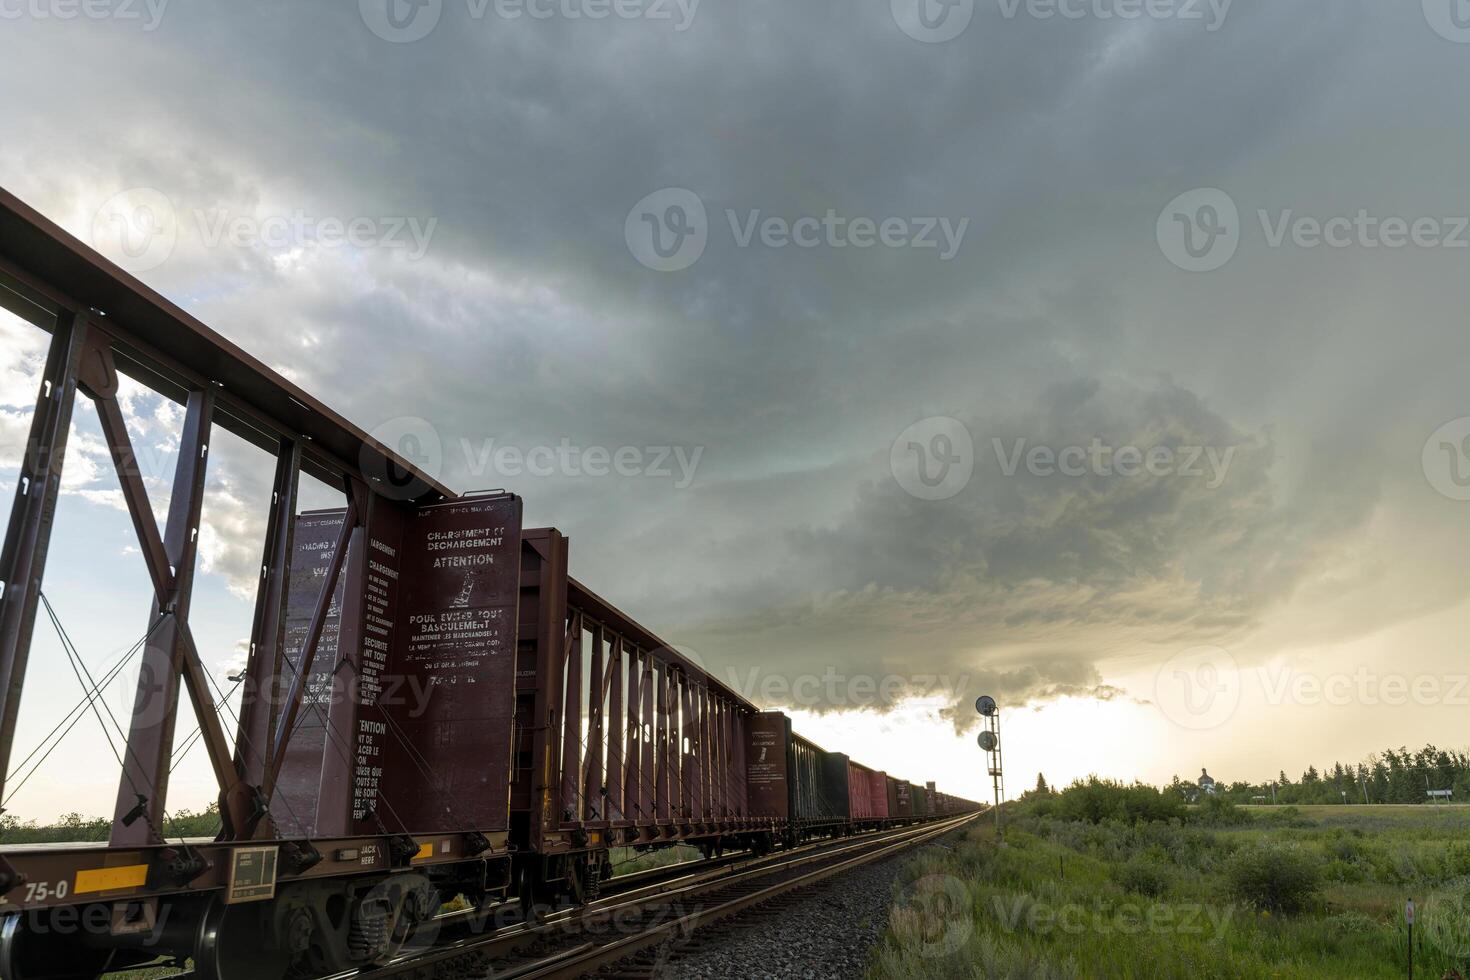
[869, 804, 1470, 979]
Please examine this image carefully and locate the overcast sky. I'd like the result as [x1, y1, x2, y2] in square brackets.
[3, 0, 1470, 817]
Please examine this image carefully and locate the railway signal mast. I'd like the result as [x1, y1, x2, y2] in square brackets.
[975, 695, 1004, 840]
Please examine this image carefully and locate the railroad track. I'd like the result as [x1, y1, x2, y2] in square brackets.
[347, 813, 976, 980]
[102, 817, 975, 980]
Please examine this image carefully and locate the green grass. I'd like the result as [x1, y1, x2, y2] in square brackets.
[869, 805, 1470, 979]
[608, 843, 703, 876]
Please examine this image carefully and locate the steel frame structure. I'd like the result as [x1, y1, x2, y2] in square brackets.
[0, 186, 775, 923]
[0, 186, 981, 978]
[0, 188, 492, 914]
[513, 530, 772, 867]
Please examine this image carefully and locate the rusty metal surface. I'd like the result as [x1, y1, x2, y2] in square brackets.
[745, 712, 789, 820]
[564, 575, 757, 712]
[891, 776, 912, 818]
[385, 495, 521, 834]
[272, 496, 523, 838]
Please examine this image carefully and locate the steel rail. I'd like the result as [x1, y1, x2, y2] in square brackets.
[352, 814, 977, 980]
[509, 814, 977, 979]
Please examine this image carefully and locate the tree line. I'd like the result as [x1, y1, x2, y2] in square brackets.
[1166, 744, 1470, 805]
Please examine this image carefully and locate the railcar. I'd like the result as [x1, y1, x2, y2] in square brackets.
[911, 782, 929, 819]
[847, 760, 888, 825]
[0, 187, 981, 980]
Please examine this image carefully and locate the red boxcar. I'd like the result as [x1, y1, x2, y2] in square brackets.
[868, 767, 890, 819]
[848, 760, 889, 820]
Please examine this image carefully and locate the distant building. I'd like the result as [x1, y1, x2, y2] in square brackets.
[1198, 768, 1218, 797]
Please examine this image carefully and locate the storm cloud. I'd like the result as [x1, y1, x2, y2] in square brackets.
[3, 0, 1470, 771]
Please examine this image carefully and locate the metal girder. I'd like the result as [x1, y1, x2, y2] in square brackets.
[559, 612, 583, 825]
[268, 489, 360, 787]
[235, 439, 301, 799]
[605, 636, 623, 824]
[625, 647, 644, 822]
[583, 624, 604, 821]
[76, 341, 250, 837]
[639, 651, 654, 824]
[109, 387, 216, 846]
[0, 311, 88, 810]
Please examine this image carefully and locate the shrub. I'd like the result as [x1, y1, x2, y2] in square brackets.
[1224, 843, 1322, 915]
[1321, 858, 1365, 883]
[1113, 857, 1171, 898]
[1193, 794, 1250, 826]
[1326, 834, 1365, 863]
[1447, 841, 1470, 878]
[1049, 777, 1186, 826]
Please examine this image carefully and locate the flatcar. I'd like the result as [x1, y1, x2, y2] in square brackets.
[0, 188, 980, 980]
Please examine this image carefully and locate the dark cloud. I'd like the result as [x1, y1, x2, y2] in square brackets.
[2, 0, 1469, 743]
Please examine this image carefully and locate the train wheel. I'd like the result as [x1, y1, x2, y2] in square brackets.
[0, 911, 115, 980]
[192, 899, 291, 980]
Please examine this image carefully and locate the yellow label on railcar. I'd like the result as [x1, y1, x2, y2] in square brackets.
[74, 864, 148, 895]
[414, 842, 434, 861]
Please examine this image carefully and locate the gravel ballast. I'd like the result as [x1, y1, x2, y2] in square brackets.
[645, 836, 958, 980]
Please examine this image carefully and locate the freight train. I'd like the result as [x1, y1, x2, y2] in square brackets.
[0, 188, 979, 979]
